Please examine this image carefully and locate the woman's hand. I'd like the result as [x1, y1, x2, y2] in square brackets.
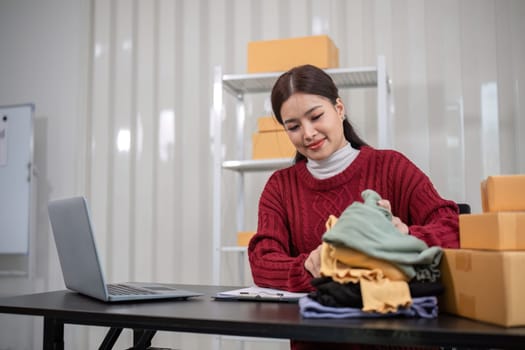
[304, 244, 322, 277]
[377, 199, 409, 235]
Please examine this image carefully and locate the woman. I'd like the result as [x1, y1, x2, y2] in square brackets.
[247, 64, 459, 350]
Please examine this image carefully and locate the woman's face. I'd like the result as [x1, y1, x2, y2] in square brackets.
[280, 93, 347, 161]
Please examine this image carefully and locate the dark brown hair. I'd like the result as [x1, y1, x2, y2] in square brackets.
[270, 64, 367, 162]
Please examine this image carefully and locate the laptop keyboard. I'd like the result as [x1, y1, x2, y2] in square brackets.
[107, 284, 156, 296]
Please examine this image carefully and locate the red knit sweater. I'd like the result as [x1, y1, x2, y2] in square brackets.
[248, 146, 459, 292]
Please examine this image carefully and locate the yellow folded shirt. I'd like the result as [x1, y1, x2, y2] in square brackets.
[321, 242, 409, 281]
[360, 273, 412, 314]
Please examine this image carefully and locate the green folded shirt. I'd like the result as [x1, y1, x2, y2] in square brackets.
[322, 189, 442, 281]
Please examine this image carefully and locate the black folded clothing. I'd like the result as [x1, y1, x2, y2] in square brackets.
[309, 276, 445, 308]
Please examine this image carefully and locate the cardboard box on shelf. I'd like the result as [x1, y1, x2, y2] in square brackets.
[481, 175, 525, 212]
[237, 231, 256, 247]
[247, 35, 339, 73]
[440, 248, 525, 327]
[257, 116, 284, 133]
[252, 130, 295, 159]
[459, 212, 525, 250]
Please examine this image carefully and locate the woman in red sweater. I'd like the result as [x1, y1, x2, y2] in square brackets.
[247, 64, 459, 350]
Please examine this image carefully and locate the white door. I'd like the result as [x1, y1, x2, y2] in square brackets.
[0, 103, 33, 254]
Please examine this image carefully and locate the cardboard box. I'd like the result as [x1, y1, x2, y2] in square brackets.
[459, 212, 525, 250]
[481, 175, 525, 212]
[252, 130, 295, 159]
[247, 35, 339, 73]
[237, 231, 256, 247]
[257, 116, 284, 132]
[440, 249, 525, 327]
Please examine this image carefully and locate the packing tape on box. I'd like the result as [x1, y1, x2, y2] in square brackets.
[459, 293, 476, 316]
[455, 251, 472, 271]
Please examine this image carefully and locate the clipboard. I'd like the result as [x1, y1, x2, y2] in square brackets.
[214, 286, 307, 303]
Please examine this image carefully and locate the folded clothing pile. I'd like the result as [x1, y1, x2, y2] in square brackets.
[300, 189, 444, 319]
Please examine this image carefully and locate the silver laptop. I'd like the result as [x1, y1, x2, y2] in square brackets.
[48, 196, 203, 302]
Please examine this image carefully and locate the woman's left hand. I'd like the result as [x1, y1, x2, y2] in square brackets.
[377, 199, 409, 235]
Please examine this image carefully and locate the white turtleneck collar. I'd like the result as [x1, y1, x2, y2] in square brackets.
[306, 143, 360, 179]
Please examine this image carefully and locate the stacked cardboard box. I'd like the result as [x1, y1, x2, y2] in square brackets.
[237, 231, 256, 247]
[247, 35, 339, 73]
[440, 175, 525, 327]
[252, 116, 295, 159]
[247, 36, 339, 157]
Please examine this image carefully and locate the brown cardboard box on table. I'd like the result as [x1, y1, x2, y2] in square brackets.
[481, 175, 525, 212]
[247, 35, 339, 73]
[459, 212, 525, 250]
[440, 248, 525, 327]
[252, 116, 295, 159]
[440, 174, 525, 327]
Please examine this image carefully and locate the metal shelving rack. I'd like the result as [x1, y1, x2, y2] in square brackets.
[211, 56, 393, 286]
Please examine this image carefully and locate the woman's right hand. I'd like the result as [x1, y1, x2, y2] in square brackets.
[304, 244, 323, 278]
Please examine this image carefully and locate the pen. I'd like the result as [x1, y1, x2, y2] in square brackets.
[239, 291, 284, 297]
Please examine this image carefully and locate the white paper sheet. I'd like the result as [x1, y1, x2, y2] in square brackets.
[214, 286, 307, 302]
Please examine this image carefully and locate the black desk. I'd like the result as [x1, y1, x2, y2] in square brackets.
[0, 284, 524, 349]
